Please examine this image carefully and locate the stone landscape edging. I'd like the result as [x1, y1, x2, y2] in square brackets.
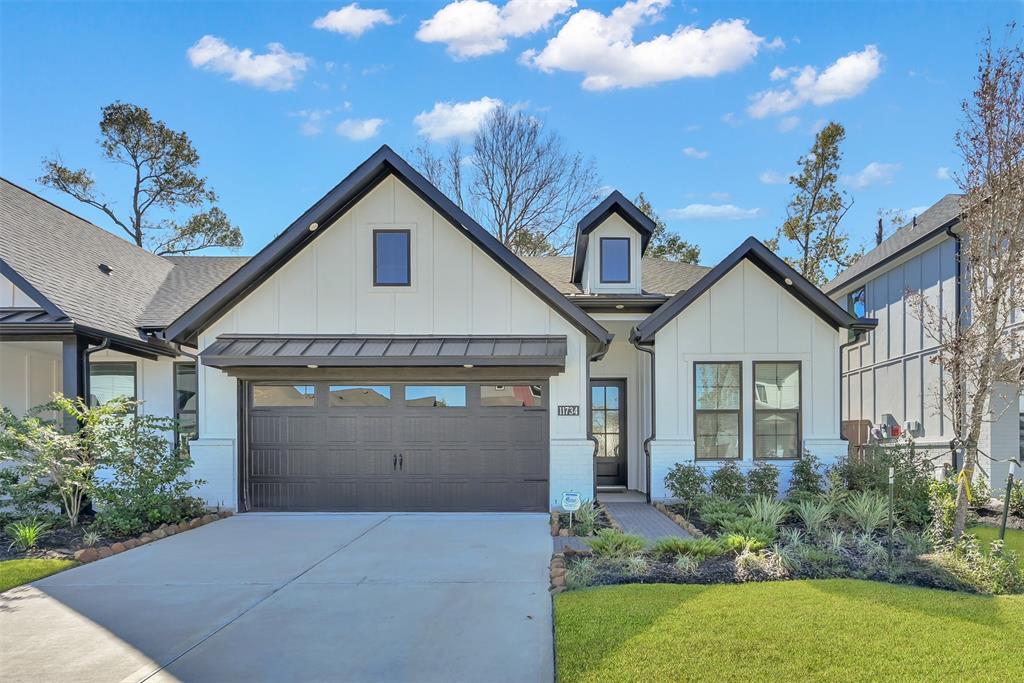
[72, 510, 232, 563]
[652, 502, 705, 538]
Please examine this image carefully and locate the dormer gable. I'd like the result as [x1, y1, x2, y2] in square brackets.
[570, 191, 655, 295]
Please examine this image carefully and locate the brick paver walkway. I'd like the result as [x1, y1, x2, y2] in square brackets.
[603, 502, 692, 540]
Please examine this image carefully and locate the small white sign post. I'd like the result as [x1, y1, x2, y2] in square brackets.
[561, 491, 582, 532]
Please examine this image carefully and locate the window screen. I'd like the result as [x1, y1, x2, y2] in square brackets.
[753, 362, 801, 459]
[694, 362, 741, 459]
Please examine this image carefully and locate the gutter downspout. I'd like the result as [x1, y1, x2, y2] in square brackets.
[585, 353, 599, 501]
[948, 223, 964, 472]
[630, 329, 655, 504]
[82, 337, 111, 404]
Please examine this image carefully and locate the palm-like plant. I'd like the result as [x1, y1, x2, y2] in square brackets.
[746, 495, 789, 529]
[791, 499, 833, 536]
[843, 490, 890, 535]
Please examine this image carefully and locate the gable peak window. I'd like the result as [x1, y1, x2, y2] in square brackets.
[374, 229, 411, 286]
[600, 237, 630, 283]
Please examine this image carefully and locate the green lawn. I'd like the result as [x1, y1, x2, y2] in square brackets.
[0, 559, 78, 592]
[969, 525, 1024, 564]
[555, 580, 1024, 683]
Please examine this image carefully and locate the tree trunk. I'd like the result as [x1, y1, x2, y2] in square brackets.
[951, 445, 976, 540]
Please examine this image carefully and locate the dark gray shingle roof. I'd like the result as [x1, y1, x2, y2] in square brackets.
[825, 194, 963, 294]
[523, 255, 709, 296]
[1, 178, 173, 339]
[138, 256, 249, 328]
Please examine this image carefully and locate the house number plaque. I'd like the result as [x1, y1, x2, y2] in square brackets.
[557, 405, 580, 416]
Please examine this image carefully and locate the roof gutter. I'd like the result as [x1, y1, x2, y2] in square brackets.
[630, 327, 655, 503]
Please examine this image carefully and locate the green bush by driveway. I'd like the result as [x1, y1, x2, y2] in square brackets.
[555, 580, 1024, 682]
[0, 559, 78, 592]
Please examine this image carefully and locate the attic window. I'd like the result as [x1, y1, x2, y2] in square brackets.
[600, 237, 630, 283]
[373, 229, 411, 286]
[98, 263, 113, 275]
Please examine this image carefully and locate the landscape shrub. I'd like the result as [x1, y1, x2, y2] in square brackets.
[721, 532, 769, 553]
[5, 517, 49, 551]
[790, 498, 833, 536]
[928, 479, 958, 540]
[664, 464, 707, 513]
[746, 462, 780, 498]
[720, 517, 777, 545]
[650, 537, 722, 561]
[88, 402, 206, 537]
[745, 495, 789, 529]
[734, 547, 788, 582]
[565, 557, 597, 590]
[830, 439, 932, 528]
[787, 453, 825, 500]
[842, 491, 890, 535]
[569, 500, 600, 537]
[585, 529, 647, 558]
[1009, 479, 1024, 518]
[932, 535, 1023, 595]
[697, 497, 745, 531]
[709, 462, 746, 500]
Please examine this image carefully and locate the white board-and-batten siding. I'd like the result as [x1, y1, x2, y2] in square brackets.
[190, 174, 593, 509]
[649, 260, 846, 499]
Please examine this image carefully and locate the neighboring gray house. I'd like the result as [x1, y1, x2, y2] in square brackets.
[1, 146, 870, 513]
[826, 195, 1023, 489]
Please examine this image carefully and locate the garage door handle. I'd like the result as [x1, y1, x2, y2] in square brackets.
[393, 453, 398, 470]
[399, 453, 404, 470]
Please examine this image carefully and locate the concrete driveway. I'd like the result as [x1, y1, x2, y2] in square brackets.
[0, 513, 553, 682]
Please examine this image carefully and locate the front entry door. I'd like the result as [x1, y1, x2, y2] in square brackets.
[592, 379, 626, 488]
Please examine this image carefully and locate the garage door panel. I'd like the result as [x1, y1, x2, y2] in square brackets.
[324, 415, 358, 443]
[250, 448, 287, 477]
[250, 415, 284, 444]
[245, 381, 548, 512]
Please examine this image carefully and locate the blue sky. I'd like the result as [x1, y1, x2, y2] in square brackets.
[2, 1, 1018, 268]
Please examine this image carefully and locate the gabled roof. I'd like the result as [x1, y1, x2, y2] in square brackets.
[523, 255, 709, 296]
[163, 145, 612, 350]
[634, 237, 874, 343]
[825, 193, 963, 295]
[138, 256, 250, 329]
[0, 178, 173, 342]
[571, 191, 656, 284]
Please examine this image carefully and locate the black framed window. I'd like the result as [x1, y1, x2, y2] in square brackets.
[600, 237, 630, 283]
[694, 362, 741, 459]
[329, 385, 391, 407]
[847, 286, 866, 341]
[89, 362, 137, 407]
[753, 362, 802, 459]
[174, 362, 198, 452]
[373, 229, 411, 286]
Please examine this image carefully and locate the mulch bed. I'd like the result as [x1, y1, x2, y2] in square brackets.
[974, 506, 1024, 531]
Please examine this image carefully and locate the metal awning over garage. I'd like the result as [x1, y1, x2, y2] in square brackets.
[200, 335, 568, 369]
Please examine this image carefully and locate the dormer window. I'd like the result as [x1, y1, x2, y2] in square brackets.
[600, 237, 630, 283]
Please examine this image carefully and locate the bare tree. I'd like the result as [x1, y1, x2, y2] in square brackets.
[412, 106, 600, 255]
[39, 102, 241, 255]
[766, 122, 859, 285]
[910, 26, 1024, 539]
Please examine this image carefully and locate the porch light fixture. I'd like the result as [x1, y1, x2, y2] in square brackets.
[306, 364, 319, 369]
[615, 304, 625, 309]
[309, 222, 319, 232]
[463, 364, 474, 368]
[784, 277, 793, 286]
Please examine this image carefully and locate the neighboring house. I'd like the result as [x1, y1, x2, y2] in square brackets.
[0, 146, 870, 512]
[825, 195, 1024, 489]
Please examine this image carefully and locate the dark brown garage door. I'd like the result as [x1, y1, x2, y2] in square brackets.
[242, 381, 549, 512]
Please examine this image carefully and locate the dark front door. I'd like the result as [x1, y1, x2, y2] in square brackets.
[243, 381, 549, 512]
[592, 379, 626, 488]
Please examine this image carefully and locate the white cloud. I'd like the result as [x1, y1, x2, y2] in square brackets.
[313, 3, 396, 37]
[187, 35, 310, 91]
[336, 117, 385, 140]
[414, 96, 503, 140]
[765, 36, 785, 50]
[759, 170, 787, 185]
[290, 104, 352, 135]
[668, 203, 761, 220]
[936, 166, 951, 181]
[682, 146, 709, 159]
[522, 0, 764, 90]
[417, 0, 576, 59]
[721, 111, 740, 126]
[709, 191, 731, 201]
[747, 45, 882, 118]
[843, 161, 900, 189]
[777, 115, 800, 132]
